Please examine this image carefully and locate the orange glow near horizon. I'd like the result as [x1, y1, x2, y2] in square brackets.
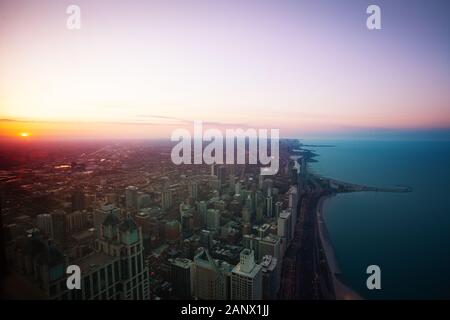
[0, 118, 449, 141]
[0, 1, 449, 141]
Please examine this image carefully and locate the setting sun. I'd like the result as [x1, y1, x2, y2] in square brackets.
[19, 132, 30, 137]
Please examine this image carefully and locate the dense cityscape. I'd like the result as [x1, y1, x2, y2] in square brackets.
[1, 0, 449, 307]
[0, 138, 334, 300]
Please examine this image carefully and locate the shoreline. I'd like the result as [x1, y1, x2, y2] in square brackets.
[316, 194, 363, 300]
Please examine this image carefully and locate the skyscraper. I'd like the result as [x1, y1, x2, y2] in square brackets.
[96, 213, 150, 299]
[261, 255, 281, 300]
[259, 235, 281, 262]
[93, 204, 120, 234]
[242, 207, 251, 224]
[188, 180, 198, 200]
[206, 209, 221, 232]
[36, 213, 53, 238]
[288, 186, 299, 237]
[234, 181, 241, 195]
[216, 166, 226, 185]
[193, 249, 232, 300]
[65, 210, 87, 234]
[274, 201, 283, 219]
[51, 209, 66, 245]
[231, 249, 263, 300]
[169, 258, 194, 299]
[197, 201, 208, 227]
[137, 193, 151, 209]
[125, 186, 139, 209]
[14, 212, 150, 300]
[258, 174, 264, 190]
[161, 189, 173, 210]
[71, 189, 86, 212]
[200, 229, 213, 250]
[277, 209, 292, 257]
[265, 196, 273, 218]
[180, 212, 194, 239]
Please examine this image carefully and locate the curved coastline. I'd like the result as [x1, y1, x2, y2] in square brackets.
[317, 194, 363, 300]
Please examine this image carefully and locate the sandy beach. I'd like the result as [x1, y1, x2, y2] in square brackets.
[317, 195, 363, 300]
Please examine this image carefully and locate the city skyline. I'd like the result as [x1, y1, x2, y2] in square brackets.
[1, 0, 449, 140]
[1, 0, 450, 305]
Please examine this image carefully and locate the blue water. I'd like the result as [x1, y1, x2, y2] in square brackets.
[306, 140, 450, 299]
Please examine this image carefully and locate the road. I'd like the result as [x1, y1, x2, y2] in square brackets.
[279, 178, 335, 300]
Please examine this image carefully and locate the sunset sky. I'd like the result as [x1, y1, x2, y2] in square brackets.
[0, 0, 449, 140]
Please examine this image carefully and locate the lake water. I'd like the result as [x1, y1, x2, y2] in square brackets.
[306, 139, 450, 299]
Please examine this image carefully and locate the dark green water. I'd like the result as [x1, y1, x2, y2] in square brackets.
[307, 140, 450, 299]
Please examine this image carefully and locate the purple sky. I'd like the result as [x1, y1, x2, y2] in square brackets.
[0, 0, 449, 139]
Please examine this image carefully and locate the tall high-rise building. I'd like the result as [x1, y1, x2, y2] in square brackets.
[243, 234, 281, 263]
[193, 249, 232, 300]
[241, 207, 251, 224]
[169, 258, 194, 299]
[255, 190, 264, 211]
[260, 255, 281, 300]
[51, 210, 66, 245]
[15, 213, 149, 300]
[197, 201, 208, 227]
[179, 202, 193, 217]
[161, 189, 173, 210]
[96, 213, 150, 299]
[216, 166, 226, 185]
[265, 196, 273, 218]
[200, 229, 213, 250]
[234, 181, 241, 195]
[228, 175, 236, 194]
[258, 174, 264, 190]
[256, 224, 271, 238]
[135, 211, 151, 234]
[71, 189, 86, 212]
[14, 234, 68, 299]
[165, 220, 181, 241]
[137, 193, 151, 209]
[65, 210, 87, 234]
[274, 201, 283, 218]
[244, 194, 254, 220]
[181, 213, 194, 239]
[242, 234, 260, 259]
[206, 209, 220, 232]
[231, 249, 262, 300]
[188, 180, 198, 200]
[255, 205, 264, 224]
[277, 209, 292, 257]
[288, 186, 299, 237]
[93, 204, 120, 234]
[125, 186, 139, 209]
[36, 214, 53, 238]
[262, 179, 273, 196]
[259, 235, 281, 262]
[288, 186, 298, 209]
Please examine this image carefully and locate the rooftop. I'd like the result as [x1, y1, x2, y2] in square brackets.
[171, 258, 193, 269]
[260, 255, 278, 272]
[232, 262, 262, 278]
[77, 252, 116, 273]
[279, 209, 292, 219]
